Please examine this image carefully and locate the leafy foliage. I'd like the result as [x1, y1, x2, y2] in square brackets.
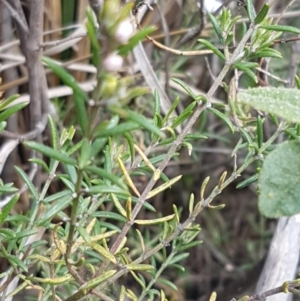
[1, 1, 300, 301]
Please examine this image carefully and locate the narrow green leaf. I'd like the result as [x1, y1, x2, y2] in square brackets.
[173, 204, 180, 223]
[124, 132, 135, 164]
[172, 101, 196, 129]
[126, 197, 132, 221]
[130, 272, 146, 289]
[254, 3, 269, 24]
[87, 185, 130, 196]
[221, 7, 229, 31]
[78, 138, 92, 169]
[239, 128, 253, 144]
[85, 166, 126, 189]
[118, 26, 156, 56]
[0, 121, 6, 132]
[146, 175, 182, 199]
[85, 7, 100, 66]
[225, 15, 241, 33]
[15, 229, 38, 240]
[14, 166, 38, 200]
[91, 138, 107, 157]
[117, 2, 134, 22]
[0, 94, 20, 110]
[65, 164, 77, 184]
[94, 115, 119, 134]
[0, 103, 27, 122]
[27, 275, 73, 285]
[198, 39, 225, 60]
[0, 228, 16, 239]
[234, 62, 258, 83]
[246, 0, 256, 22]
[77, 226, 91, 244]
[23, 141, 76, 165]
[126, 263, 154, 271]
[256, 115, 263, 148]
[38, 194, 73, 225]
[225, 33, 233, 46]
[59, 176, 75, 191]
[111, 193, 127, 217]
[0, 184, 18, 195]
[0, 195, 19, 225]
[119, 286, 126, 301]
[43, 190, 71, 203]
[236, 173, 259, 189]
[43, 57, 88, 135]
[74, 93, 89, 136]
[135, 229, 145, 253]
[188, 194, 194, 215]
[103, 144, 112, 181]
[260, 24, 300, 34]
[177, 240, 202, 252]
[7, 255, 27, 272]
[119, 195, 156, 212]
[48, 115, 58, 150]
[94, 122, 140, 138]
[98, 221, 121, 232]
[184, 133, 207, 141]
[153, 113, 163, 129]
[93, 211, 127, 222]
[158, 137, 176, 146]
[208, 107, 235, 133]
[67, 141, 82, 157]
[134, 214, 175, 225]
[208, 13, 223, 43]
[109, 107, 164, 138]
[157, 278, 178, 291]
[295, 75, 300, 89]
[79, 270, 116, 291]
[249, 48, 282, 59]
[153, 90, 161, 116]
[6, 214, 29, 223]
[89, 242, 117, 264]
[28, 158, 49, 173]
[162, 96, 180, 125]
[126, 289, 138, 301]
[168, 263, 185, 272]
[169, 253, 189, 265]
[234, 62, 259, 69]
[269, 113, 278, 126]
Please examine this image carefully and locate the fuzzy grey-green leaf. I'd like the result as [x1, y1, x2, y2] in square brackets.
[238, 87, 300, 123]
[258, 140, 300, 217]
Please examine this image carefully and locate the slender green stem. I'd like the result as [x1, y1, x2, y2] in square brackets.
[65, 170, 84, 259]
[138, 250, 176, 301]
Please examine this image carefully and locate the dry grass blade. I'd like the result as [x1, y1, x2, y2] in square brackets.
[133, 43, 176, 118]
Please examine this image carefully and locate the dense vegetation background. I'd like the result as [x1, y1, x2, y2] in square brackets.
[1, 0, 300, 301]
